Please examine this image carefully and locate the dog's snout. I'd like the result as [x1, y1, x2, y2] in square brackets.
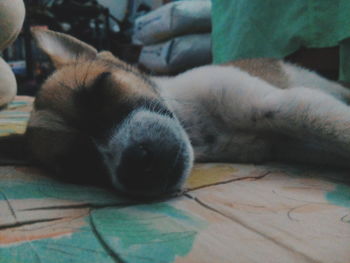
[122, 142, 155, 174]
[116, 139, 186, 197]
[105, 109, 193, 198]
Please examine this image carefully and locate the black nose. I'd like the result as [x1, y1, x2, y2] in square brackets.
[116, 141, 186, 197]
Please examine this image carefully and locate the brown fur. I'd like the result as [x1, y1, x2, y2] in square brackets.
[226, 58, 290, 89]
[33, 58, 158, 125]
[26, 29, 166, 181]
[27, 56, 162, 174]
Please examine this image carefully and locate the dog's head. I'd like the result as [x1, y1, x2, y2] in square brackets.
[27, 29, 193, 198]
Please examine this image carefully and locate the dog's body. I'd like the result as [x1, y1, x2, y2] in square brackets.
[13, 29, 350, 197]
[155, 59, 350, 167]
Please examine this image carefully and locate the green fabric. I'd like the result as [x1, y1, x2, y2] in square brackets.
[211, 0, 350, 81]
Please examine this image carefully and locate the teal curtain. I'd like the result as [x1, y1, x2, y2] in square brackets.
[211, 0, 350, 81]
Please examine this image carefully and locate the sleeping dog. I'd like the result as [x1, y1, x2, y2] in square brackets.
[14, 29, 350, 198]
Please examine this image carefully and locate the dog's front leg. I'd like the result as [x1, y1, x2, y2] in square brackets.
[257, 86, 350, 158]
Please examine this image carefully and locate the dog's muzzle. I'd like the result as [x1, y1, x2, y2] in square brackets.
[103, 109, 193, 198]
[117, 138, 188, 197]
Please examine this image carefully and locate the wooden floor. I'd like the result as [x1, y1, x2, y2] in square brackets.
[0, 97, 349, 263]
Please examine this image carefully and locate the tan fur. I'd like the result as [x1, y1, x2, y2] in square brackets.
[34, 59, 158, 124]
[97, 51, 131, 69]
[28, 59, 160, 172]
[28, 29, 163, 178]
[226, 58, 290, 89]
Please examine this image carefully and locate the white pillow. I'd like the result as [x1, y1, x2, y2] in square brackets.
[139, 33, 212, 74]
[0, 57, 17, 107]
[0, 0, 25, 51]
[133, 0, 211, 45]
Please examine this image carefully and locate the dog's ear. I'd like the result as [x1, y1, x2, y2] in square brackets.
[31, 28, 97, 68]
